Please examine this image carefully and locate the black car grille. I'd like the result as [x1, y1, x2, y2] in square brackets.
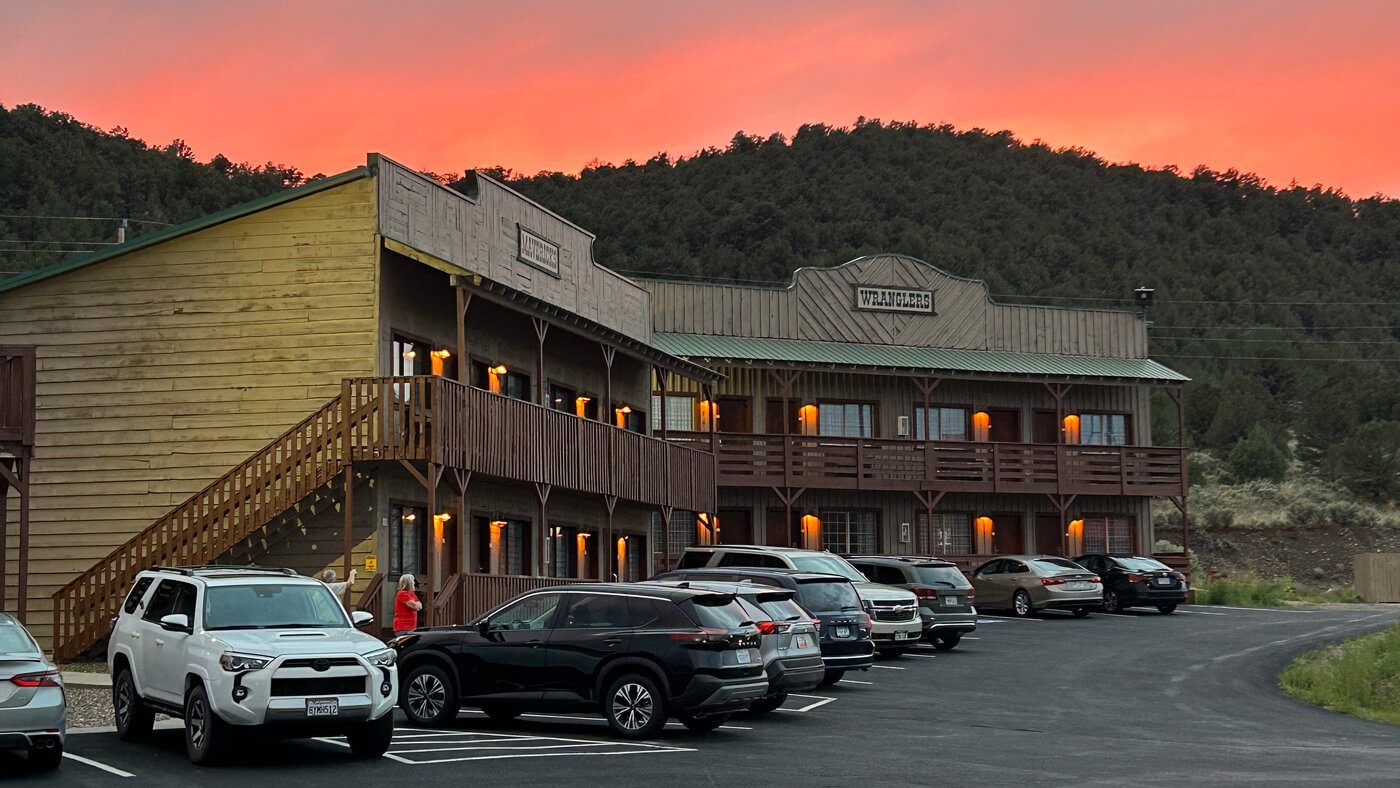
[270, 676, 364, 697]
[282, 657, 360, 671]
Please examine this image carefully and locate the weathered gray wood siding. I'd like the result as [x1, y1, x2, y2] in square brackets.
[643, 254, 1147, 358]
[374, 155, 651, 344]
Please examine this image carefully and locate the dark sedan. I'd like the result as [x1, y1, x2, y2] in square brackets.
[1075, 554, 1188, 614]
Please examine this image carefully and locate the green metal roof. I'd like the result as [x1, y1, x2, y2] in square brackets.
[0, 166, 370, 295]
[651, 333, 1189, 383]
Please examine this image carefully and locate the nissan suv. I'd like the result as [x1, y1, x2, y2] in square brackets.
[391, 583, 768, 738]
[108, 565, 398, 765]
[674, 546, 922, 656]
[845, 556, 977, 650]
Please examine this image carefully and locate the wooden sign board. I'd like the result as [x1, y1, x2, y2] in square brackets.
[854, 285, 934, 314]
[518, 225, 561, 277]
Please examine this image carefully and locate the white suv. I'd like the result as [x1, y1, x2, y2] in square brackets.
[107, 565, 398, 765]
[675, 546, 923, 655]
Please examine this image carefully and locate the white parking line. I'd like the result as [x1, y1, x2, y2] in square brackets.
[457, 708, 751, 731]
[870, 664, 906, 670]
[978, 616, 1041, 622]
[780, 694, 838, 713]
[1174, 609, 1228, 616]
[62, 753, 135, 778]
[315, 729, 695, 765]
[1098, 612, 1141, 618]
[837, 678, 874, 685]
[903, 653, 937, 659]
[1184, 604, 1318, 613]
[962, 636, 981, 640]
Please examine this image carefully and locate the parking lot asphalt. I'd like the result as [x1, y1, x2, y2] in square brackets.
[8, 603, 1400, 787]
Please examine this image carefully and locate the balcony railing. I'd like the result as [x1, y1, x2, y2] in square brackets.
[667, 432, 1184, 497]
[346, 377, 716, 512]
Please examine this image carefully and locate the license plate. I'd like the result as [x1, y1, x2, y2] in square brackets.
[736, 650, 752, 664]
[1066, 581, 1091, 591]
[894, 631, 907, 641]
[796, 636, 810, 649]
[1154, 577, 1173, 586]
[835, 625, 851, 638]
[943, 596, 959, 606]
[306, 698, 339, 717]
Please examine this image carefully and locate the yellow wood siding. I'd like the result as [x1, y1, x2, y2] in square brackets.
[0, 177, 379, 641]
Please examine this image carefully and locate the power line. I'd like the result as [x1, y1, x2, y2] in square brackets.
[997, 295, 1400, 306]
[1156, 354, 1400, 362]
[0, 213, 172, 225]
[1153, 324, 1399, 330]
[0, 239, 119, 246]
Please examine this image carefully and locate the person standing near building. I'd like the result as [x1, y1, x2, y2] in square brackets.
[320, 567, 357, 601]
[393, 573, 423, 636]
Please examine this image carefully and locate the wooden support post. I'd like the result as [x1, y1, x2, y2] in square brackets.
[425, 463, 442, 626]
[532, 318, 549, 406]
[16, 459, 27, 624]
[0, 464, 9, 613]
[535, 483, 552, 577]
[455, 288, 472, 385]
[657, 367, 669, 440]
[603, 495, 617, 580]
[342, 465, 353, 609]
[601, 346, 615, 424]
[450, 469, 471, 575]
[659, 505, 674, 572]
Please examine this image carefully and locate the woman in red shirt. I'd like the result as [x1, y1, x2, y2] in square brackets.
[393, 573, 423, 636]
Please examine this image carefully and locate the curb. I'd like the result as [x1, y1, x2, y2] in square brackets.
[63, 672, 112, 688]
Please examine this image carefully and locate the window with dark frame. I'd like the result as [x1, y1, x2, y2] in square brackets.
[650, 393, 696, 432]
[918, 512, 973, 555]
[818, 402, 875, 438]
[914, 405, 970, 441]
[391, 335, 428, 378]
[1081, 514, 1135, 554]
[389, 503, 428, 578]
[1080, 413, 1131, 446]
[548, 383, 577, 414]
[820, 510, 879, 554]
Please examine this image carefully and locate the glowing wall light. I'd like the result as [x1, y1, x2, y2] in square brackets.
[1063, 414, 1081, 444]
[972, 411, 991, 442]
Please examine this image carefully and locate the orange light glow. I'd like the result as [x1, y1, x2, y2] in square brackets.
[616, 536, 628, 581]
[800, 514, 822, 550]
[974, 515, 995, 554]
[575, 396, 591, 418]
[489, 520, 505, 574]
[798, 404, 819, 436]
[698, 399, 718, 431]
[1067, 518, 1085, 555]
[487, 365, 506, 394]
[1063, 414, 1081, 444]
[972, 411, 991, 442]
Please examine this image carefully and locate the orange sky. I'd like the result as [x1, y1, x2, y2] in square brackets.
[3, 0, 1399, 196]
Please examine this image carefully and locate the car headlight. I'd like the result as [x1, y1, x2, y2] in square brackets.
[366, 648, 396, 667]
[219, 652, 272, 672]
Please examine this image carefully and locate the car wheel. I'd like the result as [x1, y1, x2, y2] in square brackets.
[603, 673, 667, 739]
[677, 713, 728, 732]
[748, 693, 787, 714]
[818, 669, 845, 687]
[401, 663, 460, 726]
[1012, 590, 1034, 617]
[184, 683, 230, 766]
[932, 633, 962, 651]
[27, 741, 62, 772]
[481, 703, 521, 723]
[347, 712, 395, 758]
[1158, 604, 1178, 614]
[1072, 608, 1092, 618]
[1103, 589, 1122, 613]
[113, 668, 154, 741]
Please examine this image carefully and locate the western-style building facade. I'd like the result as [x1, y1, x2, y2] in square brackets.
[0, 155, 1187, 659]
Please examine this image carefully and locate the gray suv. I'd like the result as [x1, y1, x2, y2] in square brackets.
[846, 556, 977, 650]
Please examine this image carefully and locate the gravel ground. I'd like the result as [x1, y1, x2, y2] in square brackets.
[66, 686, 115, 729]
[60, 660, 107, 674]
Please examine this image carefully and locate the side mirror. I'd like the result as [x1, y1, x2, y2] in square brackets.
[159, 613, 191, 633]
[351, 610, 374, 628]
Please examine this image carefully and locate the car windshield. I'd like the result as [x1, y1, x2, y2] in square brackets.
[0, 626, 39, 656]
[204, 583, 349, 630]
[915, 565, 971, 589]
[683, 595, 753, 629]
[1030, 558, 1086, 574]
[1115, 557, 1171, 572]
[795, 579, 862, 613]
[789, 554, 867, 582]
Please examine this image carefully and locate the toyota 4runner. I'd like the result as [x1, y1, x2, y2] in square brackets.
[107, 565, 398, 765]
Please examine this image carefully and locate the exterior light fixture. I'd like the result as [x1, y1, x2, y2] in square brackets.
[619, 405, 632, 414]
[402, 349, 417, 359]
[1062, 414, 1081, 444]
[490, 364, 508, 375]
[972, 411, 991, 442]
[402, 513, 417, 522]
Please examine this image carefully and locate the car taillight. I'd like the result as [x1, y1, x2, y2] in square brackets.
[863, 613, 873, 633]
[965, 589, 975, 601]
[756, 620, 776, 635]
[912, 587, 937, 600]
[11, 669, 60, 688]
[1041, 577, 1065, 586]
[1126, 574, 1146, 583]
[1089, 576, 1101, 584]
[810, 619, 822, 632]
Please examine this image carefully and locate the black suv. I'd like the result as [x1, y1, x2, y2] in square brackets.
[653, 568, 875, 687]
[390, 584, 768, 738]
[1074, 554, 1188, 614]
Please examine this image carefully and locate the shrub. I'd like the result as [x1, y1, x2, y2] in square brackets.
[1154, 539, 1184, 553]
[1193, 575, 1289, 607]
[1325, 420, 1400, 502]
[1228, 424, 1289, 483]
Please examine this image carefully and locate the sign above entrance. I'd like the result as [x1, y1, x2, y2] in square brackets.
[518, 225, 561, 277]
[854, 285, 933, 314]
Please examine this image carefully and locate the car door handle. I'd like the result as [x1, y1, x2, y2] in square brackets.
[603, 639, 622, 647]
[155, 639, 165, 647]
[130, 632, 141, 640]
[527, 639, 543, 647]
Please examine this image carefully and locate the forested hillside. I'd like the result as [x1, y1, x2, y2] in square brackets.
[1, 107, 1394, 502]
[474, 121, 1400, 503]
[0, 103, 303, 275]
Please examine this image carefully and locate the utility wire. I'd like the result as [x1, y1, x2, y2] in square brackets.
[1153, 336, 1396, 344]
[1156, 354, 1400, 362]
[1152, 324, 1399, 330]
[0, 239, 119, 246]
[0, 213, 173, 225]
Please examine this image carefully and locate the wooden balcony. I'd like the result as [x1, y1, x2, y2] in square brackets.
[347, 377, 715, 512]
[667, 431, 1184, 498]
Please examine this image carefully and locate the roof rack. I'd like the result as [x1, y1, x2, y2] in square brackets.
[150, 564, 299, 577]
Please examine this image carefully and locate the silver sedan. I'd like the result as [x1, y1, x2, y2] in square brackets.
[0, 613, 65, 772]
[969, 556, 1103, 618]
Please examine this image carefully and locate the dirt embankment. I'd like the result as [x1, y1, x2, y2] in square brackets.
[1158, 524, 1400, 588]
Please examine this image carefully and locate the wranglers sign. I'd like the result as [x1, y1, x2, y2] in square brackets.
[518, 225, 561, 277]
[854, 286, 934, 314]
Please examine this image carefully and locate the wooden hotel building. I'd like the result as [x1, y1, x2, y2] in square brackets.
[0, 156, 1188, 659]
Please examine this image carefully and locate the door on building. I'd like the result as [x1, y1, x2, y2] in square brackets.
[987, 408, 1022, 443]
[1034, 514, 1064, 556]
[1032, 410, 1058, 444]
[991, 514, 1023, 555]
[717, 508, 753, 544]
[766, 508, 794, 548]
[715, 397, 752, 433]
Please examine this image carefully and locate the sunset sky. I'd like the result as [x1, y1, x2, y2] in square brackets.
[3, 0, 1399, 196]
